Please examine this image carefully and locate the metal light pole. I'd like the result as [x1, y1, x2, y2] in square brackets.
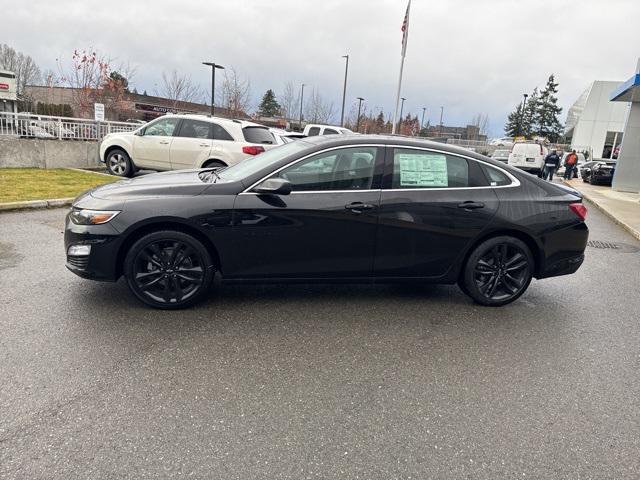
[202, 62, 225, 116]
[298, 83, 306, 132]
[520, 93, 528, 137]
[397, 97, 406, 133]
[439, 106, 444, 136]
[356, 97, 364, 132]
[340, 55, 349, 127]
[421, 107, 426, 132]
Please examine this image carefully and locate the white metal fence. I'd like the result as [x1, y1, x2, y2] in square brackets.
[0, 111, 140, 141]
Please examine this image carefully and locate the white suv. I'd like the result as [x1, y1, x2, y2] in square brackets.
[100, 114, 276, 177]
[303, 124, 353, 136]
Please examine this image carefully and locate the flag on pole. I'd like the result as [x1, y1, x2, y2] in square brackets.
[401, 0, 411, 57]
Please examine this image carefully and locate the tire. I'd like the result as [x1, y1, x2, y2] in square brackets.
[124, 230, 215, 309]
[106, 148, 134, 177]
[589, 176, 597, 185]
[461, 236, 534, 307]
[202, 160, 226, 169]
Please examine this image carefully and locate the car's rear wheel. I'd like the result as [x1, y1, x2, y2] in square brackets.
[106, 149, 134, 177]
[124, 231, 215, 309]
[202, 159, 226, 169]
[461, 236, 534, 306]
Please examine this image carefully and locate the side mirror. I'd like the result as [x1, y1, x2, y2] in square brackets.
[253, 178, 292, 195]
[134, 129, 144, 136]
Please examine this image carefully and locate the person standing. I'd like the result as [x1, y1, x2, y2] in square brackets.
[564, 150, 579, 180]
[542, 150, 560, 181]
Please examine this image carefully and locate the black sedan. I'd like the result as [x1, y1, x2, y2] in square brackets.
[65, 135, 588, 309]
[581, 160, 616, 185]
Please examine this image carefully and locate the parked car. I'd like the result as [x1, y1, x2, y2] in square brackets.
[581, 160, 616, 185]
[491, 148, 510, 163]
[39, 120, 77, 139]
[489, 137, 514, 147]
[19, 121, 56, 139]
[270, 128, 306, 145]
[508, 142, 548, 175]
[66, 135, 588, 309]
[99, 114, 277, 177]
[303, 124, 353, 136]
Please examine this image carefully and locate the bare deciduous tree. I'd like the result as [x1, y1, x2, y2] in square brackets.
[217, 67, 251, 117]
[279, 81, 298, 120]
[471, 113, 490, 136]
[57, 49, 135, 119]
[0, 44, 41, 96]
[304, 88, 335, 124]
[156, 69, 203, 108]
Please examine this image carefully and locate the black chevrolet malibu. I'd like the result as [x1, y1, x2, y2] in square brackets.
[65, 135, 588, 309]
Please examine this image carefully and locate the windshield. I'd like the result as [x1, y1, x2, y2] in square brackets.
[215, 141, 310, 182]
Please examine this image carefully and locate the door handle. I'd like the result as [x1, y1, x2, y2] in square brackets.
[159, 140, 170, 145]
[458, 201, 485, 210]
[345, 202, 374, 213]
[199, 143, 209, 147]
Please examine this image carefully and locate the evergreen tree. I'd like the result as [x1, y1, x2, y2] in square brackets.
[257, 89, 281, 117]
[504, 103, 524, 137]
[521, 88, 539, 138]
[375, 110, 385, 133]
[535, 74, 563, 142]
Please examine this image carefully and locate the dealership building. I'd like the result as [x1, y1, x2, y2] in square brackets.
[564, 80, 629, 160]
[0, 70, 18, 114]
[23, 85, 240, 121]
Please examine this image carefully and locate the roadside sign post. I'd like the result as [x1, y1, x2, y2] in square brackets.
[94, 103, 105, 165]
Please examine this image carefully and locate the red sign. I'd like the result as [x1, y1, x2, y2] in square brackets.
[0, 83, 9, 90]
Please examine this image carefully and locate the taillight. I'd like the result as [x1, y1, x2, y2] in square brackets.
[540, 144, 544, 155]
[242, 146, 265, 156]
[569, 203, 587, 221]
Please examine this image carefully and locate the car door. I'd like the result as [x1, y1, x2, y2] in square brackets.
[374, 146, 500, 278]
[228, 145, 384, 279]
[133, 117, 180, 170]
[170, 119, 214, 170]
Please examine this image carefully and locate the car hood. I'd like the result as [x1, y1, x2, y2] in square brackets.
[91, 169, 210, 200]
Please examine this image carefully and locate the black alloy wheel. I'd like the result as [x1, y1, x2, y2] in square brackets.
[124, 231, 214, 309]
[461, 236, 533, 306]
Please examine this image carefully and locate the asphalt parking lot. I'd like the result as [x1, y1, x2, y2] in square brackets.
[1, 204, 640, 479]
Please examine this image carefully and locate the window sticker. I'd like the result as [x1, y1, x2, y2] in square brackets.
[397, 153, 448, 187]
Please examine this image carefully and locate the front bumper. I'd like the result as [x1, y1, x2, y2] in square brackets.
[64, 211, 123, 282]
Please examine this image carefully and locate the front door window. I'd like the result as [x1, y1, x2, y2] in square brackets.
[143, 118, 179, 137]
[274, 146, 378, 191]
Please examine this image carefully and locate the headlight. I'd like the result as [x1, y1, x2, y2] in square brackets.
[69, 209, 120, 225]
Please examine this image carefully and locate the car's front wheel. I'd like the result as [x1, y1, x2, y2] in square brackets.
[124, 231, 215, 309]
[460, 236, 534, 306]
[106, 149, 134, 177]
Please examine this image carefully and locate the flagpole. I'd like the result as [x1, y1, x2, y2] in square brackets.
[391, 55, 406, 135]
[392, 0, 410, 135]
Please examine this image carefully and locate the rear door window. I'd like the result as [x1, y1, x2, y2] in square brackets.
[323, 128, 338, 135]
[177, 119, 213, 139]
[391, 149, 469, 188]
[243, 126, 275, 144]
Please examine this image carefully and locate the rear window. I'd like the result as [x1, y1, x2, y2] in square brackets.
[243, 126, 275, 144]
[513, 143, 543, 156]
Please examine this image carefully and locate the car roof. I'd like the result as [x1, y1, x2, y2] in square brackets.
[299, 134, 499, 161]
[162, 113, 268, 129]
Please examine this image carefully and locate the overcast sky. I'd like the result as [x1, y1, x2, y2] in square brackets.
[6, 0, 640, 136]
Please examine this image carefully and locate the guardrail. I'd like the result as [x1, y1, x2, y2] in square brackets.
[446, 139, 489, 148]
[0, 111, 141, 141]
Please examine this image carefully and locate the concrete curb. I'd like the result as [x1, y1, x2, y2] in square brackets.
[65, 167, 113, 177]
[564, 180, 640, 242]
[0, 197, 73, 213]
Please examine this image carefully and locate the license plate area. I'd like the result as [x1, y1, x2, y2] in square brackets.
[526, 157, 535, 162]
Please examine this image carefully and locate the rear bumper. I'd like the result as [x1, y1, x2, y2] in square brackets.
[537, 221, 589, 279]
